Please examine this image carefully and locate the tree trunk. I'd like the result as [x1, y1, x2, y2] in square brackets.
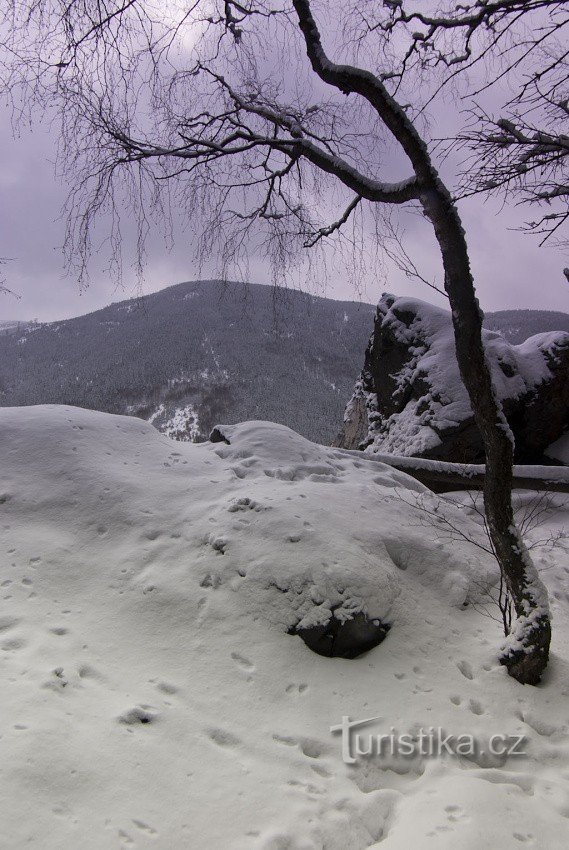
[286, 0, 551, 684]
[420, 182, 551, 685]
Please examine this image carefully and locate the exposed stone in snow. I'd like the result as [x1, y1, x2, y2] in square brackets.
[290, 610, 390, 658]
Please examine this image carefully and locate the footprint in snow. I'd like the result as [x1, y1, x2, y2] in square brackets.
[310, 763, 332, 778]
[231, 652, 255, 672]
[156, 681, 179, 695]
[118, 705, 160, 726]
[207, 727, 241, 748]
[272, 734, 325, 759]
[457, 660, 474, 680]
[285, 683, 308, 694]
[78, 664, 104, 681]
[1, 636, 27, 651]
[132, 819, 157, 836]
[445, 804, 469, 824]
[513, 832, 535, 844]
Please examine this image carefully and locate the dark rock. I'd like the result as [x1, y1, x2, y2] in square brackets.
[290, 610, 390, 659]
[209, 426, 231, 444]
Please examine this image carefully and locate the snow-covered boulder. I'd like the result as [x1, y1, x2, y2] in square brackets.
[0, 407, 496, 665]
[336, 293, 569, 463]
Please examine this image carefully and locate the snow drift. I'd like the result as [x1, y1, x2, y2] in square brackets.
[2, 406, 569, 848]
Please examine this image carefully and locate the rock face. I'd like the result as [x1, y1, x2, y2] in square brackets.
[335, 294, 569, 464]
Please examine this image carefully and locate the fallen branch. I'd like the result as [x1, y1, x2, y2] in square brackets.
[334, 448, 569, 493]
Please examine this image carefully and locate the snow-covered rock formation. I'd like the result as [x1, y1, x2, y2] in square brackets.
[335, 294, 569, 463]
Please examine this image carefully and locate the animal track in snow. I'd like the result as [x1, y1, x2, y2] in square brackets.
[207, 727, 241, 748]
[272, 734, 325, 759]
[78, 664, 103, 681]
[1, 636, 26, 651]
[273, 734, 297, 748]
[457, 660, 474, 680]
[206, 534, 228, 554]
[228, 496, 267, 513]
[200, 573, 221, 589]
[513, 832, 535, 843]
[132, 819, 157, 836]
[156, 681, 178, 695]
[445, 804, 469, 823]
[0, 616, 19, 632]
[231, 652, 255, 672]
[118, 705, 160, 726]
[285, 683, 308, 694]
[310, 763, 331, 778]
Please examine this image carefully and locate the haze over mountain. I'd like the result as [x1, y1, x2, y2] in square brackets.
[2, 279, 568, 445]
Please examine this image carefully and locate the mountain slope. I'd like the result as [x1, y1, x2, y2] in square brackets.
[484, 309, 569, 344]
[0, 280, 375, 444]
[2, 282, 568, 444]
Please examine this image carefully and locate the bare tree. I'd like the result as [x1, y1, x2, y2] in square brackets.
[1, 0, 555, 683]
[365, 0, 569, 245]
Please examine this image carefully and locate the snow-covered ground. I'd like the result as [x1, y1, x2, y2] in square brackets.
[546, 432, 569, 465]
[1, 406, 569, 849]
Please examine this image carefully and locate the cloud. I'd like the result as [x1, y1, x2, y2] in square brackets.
[0, 101, 567, 323]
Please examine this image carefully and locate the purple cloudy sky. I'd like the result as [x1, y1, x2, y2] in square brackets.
[1, 99, 567, 323]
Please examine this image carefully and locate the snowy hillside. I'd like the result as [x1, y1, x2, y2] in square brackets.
[2, 406, 569, 848]
[0, 280, 375, 445]
[484, 309, 569, 344]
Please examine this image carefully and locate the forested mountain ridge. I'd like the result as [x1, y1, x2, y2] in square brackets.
[2, 280, 567, 444]
[0, 280, 375, 443]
